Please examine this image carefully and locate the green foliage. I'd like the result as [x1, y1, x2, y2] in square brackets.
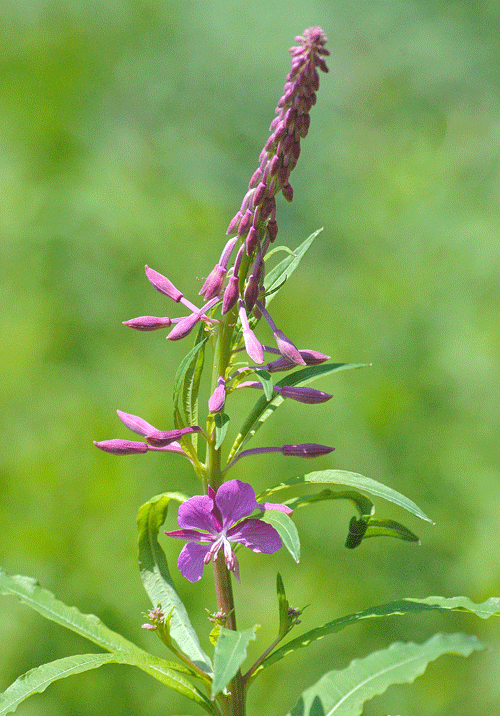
[137, 495, 213, 674]
[260, 511, 301, 563]
[0, 569, 215, 714]
[260, 595, 500, 672]
[211, 626, 258, 699]
[287, 633, 485, 716]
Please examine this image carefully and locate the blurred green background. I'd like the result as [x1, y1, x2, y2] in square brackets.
[1, 0, 500, 714]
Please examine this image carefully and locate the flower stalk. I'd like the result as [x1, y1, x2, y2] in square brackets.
[94, 26, 330, 716]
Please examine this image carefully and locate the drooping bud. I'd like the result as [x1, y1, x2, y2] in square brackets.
[239, 301, 264, 364]
[276, 385, 332, 404]
[257, 302, 306, 365]
[208, 376, 226, 414]
[145, 266, 183, 302]
[199, 237, 238, 301]
[94, 440, 149, 455]
[282, 443, 335, 457]
[122, 316, 174, 331]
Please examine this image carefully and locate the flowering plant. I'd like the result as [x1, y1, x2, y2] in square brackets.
[1, 26, 499, 716]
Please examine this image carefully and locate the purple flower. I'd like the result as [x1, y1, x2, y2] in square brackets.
[164, 479, 291, 582]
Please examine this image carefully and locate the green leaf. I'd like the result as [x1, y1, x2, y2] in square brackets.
[137, 494, 213, 674]
[276, 573, 290, 636]
[0, 569, 215, 712]
[0, 652, 216, 716]
[253, 369, 273, 400]
[214, 412, 230, 450]
[260, 470, 433, 524]
[260, 510, 300, 563]
[0, 568, 145, 655]
[362, 518, 420, 544]
[264, 229, 323, 303]
[227, 363, 367, 463]
[173, 329, 208, 456]
[284, 489, 375, 520]
[211, 626, 258, 699]
[287, 633, 484, 716]
[259, 595, 500, 673]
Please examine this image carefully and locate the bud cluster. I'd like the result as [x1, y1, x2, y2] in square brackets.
[201, 27, 329, 317]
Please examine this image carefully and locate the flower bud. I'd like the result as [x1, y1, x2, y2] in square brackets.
[145, 266, 183, 302]
[282, 443, 335, 457]
[94, 440, 148, 455]
[122, 316, 173, 331]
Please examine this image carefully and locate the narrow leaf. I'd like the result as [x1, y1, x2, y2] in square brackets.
[260, 470, 432, 524]
[287, 632, 484, 716]
[0, 654, 114, 716]
[259, 595, 500, 672]
[137, 494, 213, 674]
[181, 324, 207, 441]
[0, 568, 145, 655]
[261, 510, 300, 563]
[214, 412, 230, 450]
[227, 363, 367, 463]
[211, 627, 258, 699]
[173, 331, 209, 427]
[276, 573, 290, 636]
[363, 519, 420, 544]
[0, 652, 215, 716]
[264, 229, 323, 302]
[284, 490, 375, 520]
[253, 370, 274, 400]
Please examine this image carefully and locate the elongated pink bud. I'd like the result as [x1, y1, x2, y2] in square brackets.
[146, 426, 202, 447]
[122, 316, 173, 331]
[277, 385, 332, 404]
[282, 443, 335, 457]
[239, 301, 264, 364]
[264, 350, 330, 372]
[117, 410, 157, 437]
[208, 376, 226, 414]
[94, 440, 148, 455]
[145, 266, 183, 302]
[167, 312, 201, 341]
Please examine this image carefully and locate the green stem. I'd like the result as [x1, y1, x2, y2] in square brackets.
[208, 308, 246, 715]
[213, 559, 245, 716]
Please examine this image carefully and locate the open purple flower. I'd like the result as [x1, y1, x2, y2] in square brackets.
[164, 479, 292, 582]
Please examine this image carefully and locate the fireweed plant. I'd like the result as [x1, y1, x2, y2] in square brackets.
[1, 26, 500, 716]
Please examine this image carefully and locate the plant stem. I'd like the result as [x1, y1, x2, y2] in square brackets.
[213, 558, 245, 716]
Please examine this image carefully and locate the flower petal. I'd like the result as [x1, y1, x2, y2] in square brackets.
[259, 501, 293, 515]
[117, 410, 158, 437]
[227, 518, 282, 553]
[215, 480, 259, 528]
[164, 528, 211, 542]
[177, 494, 219, 532]
[178, 542, 210, 582]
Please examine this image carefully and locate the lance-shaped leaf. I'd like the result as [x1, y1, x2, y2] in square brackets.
[0, 652, 215, 716]
[227, 363, 368, 463]
[137, 494, 213, 675]
[259, 510, 300, 563]
[259, 470, 432, 524]
[361, 518, 420, 544]
[173, 328, 208, 455]
[214, 412, 230, 450]
[0, 568, 147, 655]
[211, 626, 258, 699]
[0, 569, 215, 711]
[257, 595, 500, 674]
[275, 573, 302, 638]
[286, 632, 484, 716]
[263, 229, 323, 305]
[284, 489, 375, 520]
